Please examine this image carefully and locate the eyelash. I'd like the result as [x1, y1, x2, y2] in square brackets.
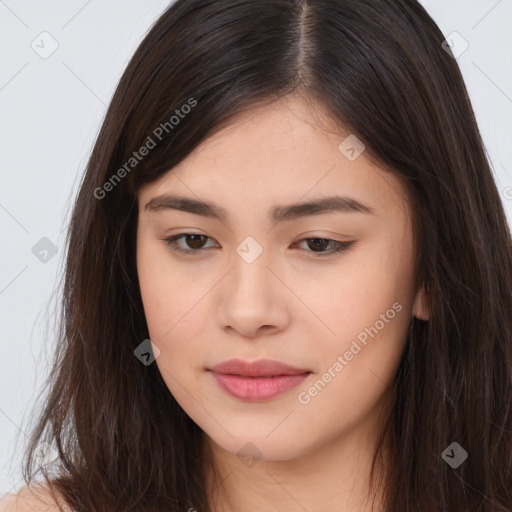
[162, 233, 355, 257]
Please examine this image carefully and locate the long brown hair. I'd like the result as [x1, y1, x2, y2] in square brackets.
[21, 1, 512, 510]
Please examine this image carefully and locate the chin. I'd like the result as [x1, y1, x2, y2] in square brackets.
[204, 427, 313, 463]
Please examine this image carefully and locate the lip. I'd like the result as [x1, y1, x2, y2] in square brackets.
[208, 358, 311, 401]
[209, 358, 310, 377]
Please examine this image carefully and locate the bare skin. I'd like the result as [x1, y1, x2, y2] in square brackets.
[0, 484, 69, 512]
[136, 94, 430, 512]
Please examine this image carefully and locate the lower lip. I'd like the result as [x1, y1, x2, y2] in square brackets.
[210, 371, 310, 401]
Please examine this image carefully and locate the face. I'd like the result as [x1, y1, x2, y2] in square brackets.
[136, 95, 430, 462]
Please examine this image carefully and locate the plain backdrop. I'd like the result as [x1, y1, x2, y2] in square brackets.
[1, 0, 511, 496]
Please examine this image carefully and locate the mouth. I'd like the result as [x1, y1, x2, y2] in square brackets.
[207, 358, 312, 401]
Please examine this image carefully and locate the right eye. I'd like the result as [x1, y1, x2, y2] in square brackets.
[162, 233, 219, 255]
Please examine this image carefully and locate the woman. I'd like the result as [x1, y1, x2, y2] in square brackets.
[4, 0, 512, 511]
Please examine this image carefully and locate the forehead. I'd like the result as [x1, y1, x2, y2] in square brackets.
[138, 96, 411, 223]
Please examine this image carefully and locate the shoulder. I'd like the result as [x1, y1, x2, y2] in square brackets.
[0, 484, 71, 512]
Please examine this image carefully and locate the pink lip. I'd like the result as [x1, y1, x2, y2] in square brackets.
[208, 358, 311, 401]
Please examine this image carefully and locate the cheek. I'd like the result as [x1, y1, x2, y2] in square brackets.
[295, 277, 410, 435]
[136, 243, 217, 393]
[137, 252, 207, 399]
[137, 237, 198, 335]
[137, 244, 169, 338]
[307, 247, 411, 331]
[299, 236, 414, 380]
[139, 273, 210, 350]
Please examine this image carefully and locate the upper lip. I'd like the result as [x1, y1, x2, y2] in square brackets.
[209, 358, 310, 377]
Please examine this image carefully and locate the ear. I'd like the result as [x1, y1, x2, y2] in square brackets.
[413, 282, 431, 321]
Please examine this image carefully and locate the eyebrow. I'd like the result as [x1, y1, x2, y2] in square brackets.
[144, 194, 376, 222]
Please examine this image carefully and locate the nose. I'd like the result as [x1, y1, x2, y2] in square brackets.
[218, 248, 290, 339]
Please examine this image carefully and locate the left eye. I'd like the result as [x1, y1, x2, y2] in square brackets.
[162, 233, 354, 257]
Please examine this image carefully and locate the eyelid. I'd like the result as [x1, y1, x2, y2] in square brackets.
[161, 232, 355, 257]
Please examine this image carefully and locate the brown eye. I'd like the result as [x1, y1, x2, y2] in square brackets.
[163, 233, 218, 255]
[295, 238, 355, 257]
[305, 238, 331, 252]
[182, 234, 208, 249]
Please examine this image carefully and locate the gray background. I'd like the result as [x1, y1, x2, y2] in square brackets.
[1, 0, 511, 496]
